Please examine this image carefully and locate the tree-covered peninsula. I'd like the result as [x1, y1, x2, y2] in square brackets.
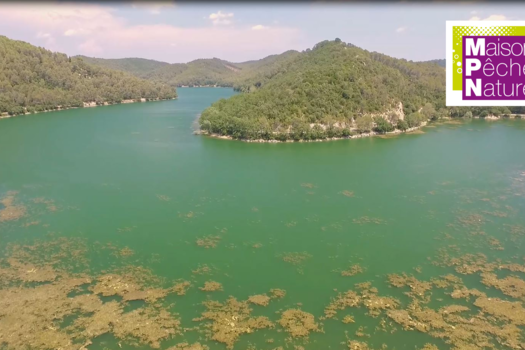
[198, 40, 515, 141]
[0, 36, 177, 117]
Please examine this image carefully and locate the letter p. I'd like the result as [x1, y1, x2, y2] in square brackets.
[465, 59, 481, 77]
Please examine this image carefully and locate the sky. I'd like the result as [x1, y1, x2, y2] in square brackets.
[1, 1, 525, 64]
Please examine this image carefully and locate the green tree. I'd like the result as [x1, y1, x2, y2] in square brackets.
[356, 116, 373, 133]
[421, 103, 436, 120]
[373, 117, 394, 133]
[397, 119, 408, 131]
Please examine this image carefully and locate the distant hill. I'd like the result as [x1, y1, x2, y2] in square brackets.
[75, 56, 169, 78]
[80, 51, 302, 90]
[142, 58, 241, 87]
[0, 35, 177, 116]
[423, 59, 446, 68]
[232, 50, 301, 92]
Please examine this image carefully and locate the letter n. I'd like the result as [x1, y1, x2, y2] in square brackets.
[465, 79, 482, 97]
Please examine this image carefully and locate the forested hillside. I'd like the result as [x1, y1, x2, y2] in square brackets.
[198, 40, 513, 141]
[0, 36, 177, 116]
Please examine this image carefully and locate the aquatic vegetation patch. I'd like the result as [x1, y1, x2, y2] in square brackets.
[248, 294, 271, 306]
[278, 309, 322, 338]
[280, 252, 312, 266]
[300, 183, 316, 189]
[342, 315, 355, 324]
[480, 273, 525, 299]
[90, 273, 170, 303]
[194, 297, 274, 349]
[169, 280, 191, 296]
[270, 288, 286, 299]
[32, 197, 58, 212]
[340, 190, 355, 197]
[341, 264, 364, 277]
[167, 342, 210, 350]
[0, 260, 180, 349]
[352, 216, 385, 225]
[179, 211, 197, 219]
[285, 220, 298, 227]
[324, 283, 399, 319]
[192, 264, 215, 275]
[455, 212, 486, 230]
[113, 246, 135, 258]
[199, 281, 223, 292]
[0, 191, 27, 222]
[387, 274, 433, 301]
[196, 235, 221, 248]
[111, 307, 180, 348]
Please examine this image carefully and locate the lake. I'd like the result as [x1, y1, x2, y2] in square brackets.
[0, 88, 524, 350]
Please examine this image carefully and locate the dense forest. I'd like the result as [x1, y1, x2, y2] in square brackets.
[0, 36, 177, 116]
[198, 40, 516, 141]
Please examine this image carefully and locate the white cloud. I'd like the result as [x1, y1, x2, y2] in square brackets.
[64, 28, 90, 37]
[36, 31, 51, 38]
[469, 14, 508, 21]
[0, 3, 302, 62]
[251, 25, 267, 31]
[396, 26, 408, 33]
[209, 10, 234, 25]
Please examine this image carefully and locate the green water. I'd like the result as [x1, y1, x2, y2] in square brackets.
[1, 88, 525, 349]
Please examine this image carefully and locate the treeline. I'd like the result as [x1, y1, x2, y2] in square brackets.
[199, 40, 521, 141]
[77, 51, 303, 90]
[76, 56, 169, 78]
[0, 36, 177, 116]
[423, 59, 446, 68]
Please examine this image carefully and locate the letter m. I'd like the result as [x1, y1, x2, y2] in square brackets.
[465, 38, 485, 56]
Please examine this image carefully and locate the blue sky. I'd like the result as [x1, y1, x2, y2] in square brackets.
[1, 2, 524, 63]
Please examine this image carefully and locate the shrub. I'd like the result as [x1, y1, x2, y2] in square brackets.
[373, 117, 394, 133]
[397, 120, 408, 131]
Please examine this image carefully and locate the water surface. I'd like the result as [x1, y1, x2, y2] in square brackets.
[1, 88, 524, 350]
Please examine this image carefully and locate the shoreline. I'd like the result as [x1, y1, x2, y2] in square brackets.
[0, 97, 177, 120]
[197, 115, 524, 143]
[197, 122, 428, 143]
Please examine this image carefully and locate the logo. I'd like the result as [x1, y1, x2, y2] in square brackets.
[446, 21, 525, 106]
